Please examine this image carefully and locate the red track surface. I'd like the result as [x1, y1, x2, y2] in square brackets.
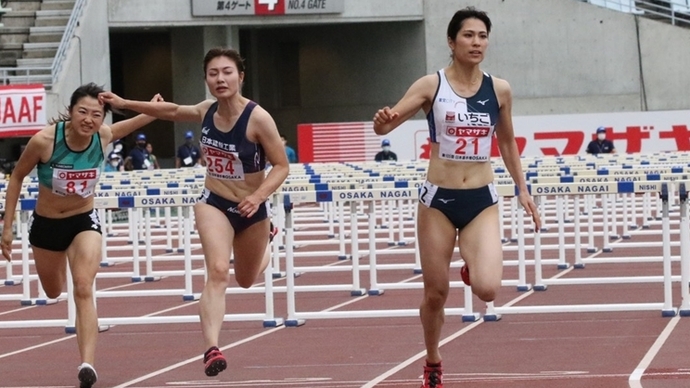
[1, 206, 689, 388]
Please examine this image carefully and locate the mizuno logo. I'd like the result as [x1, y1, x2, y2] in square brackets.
[477, 99, 489, 105]
[438, 198, 455, 204]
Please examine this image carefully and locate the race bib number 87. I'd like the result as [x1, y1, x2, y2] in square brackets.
[52, 168, 100, 197]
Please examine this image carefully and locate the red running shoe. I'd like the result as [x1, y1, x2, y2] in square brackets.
[203, 346, 227, 377]
[421, 362, 443, 388]
[269, 222, 278, 243]
[460, 264, 471, 286]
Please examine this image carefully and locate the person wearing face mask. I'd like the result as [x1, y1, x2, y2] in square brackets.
[374, 139, 398, 162]
[104, 152, 124, 172]
[124, 133, 151, 170]
[586, 126, 616, 155]
[176, 130, 203, 168]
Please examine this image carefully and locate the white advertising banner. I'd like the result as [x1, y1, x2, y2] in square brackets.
[0, 84, 46, 138]
[298, 110, 690, 162]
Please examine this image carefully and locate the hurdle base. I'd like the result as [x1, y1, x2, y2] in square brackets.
[462, 313, 481, 322]
[272, 272, 287, 279]
[368, 289, 384, 296]
[533, 284, 548, 291]
[557, 263, 570, 270]
[397, 241, 407, 246]
[500, 238, 510, 243]
[586, 247, 597, 253]
[65, 326, 76, 334]
[285, 319, 306, 327]
[165, 248, 174, 253]
[338, 255, 348, 260]
[539, 227, 550, 232]
[516, 284, 532, 292]
[609, 235, 620, 240]
[629, 224, 639, 230]
[327, 234, 335, 238]
[182, 294, 200, 301]
[564, 219, 572, 223]
[99, 325, 110, 333]
[3, 279, 21, 286]
[602, 247, 614, 253]
[413, 268, 422, 274]
[387, 242, 396, 246]
[99, 261, 114, 267]
[573, 263, 586, 269]
[622, 234, 631, 240]
[35, 298, 58, 305]
[144, 276, 162, 282]
[351, 289, 367, 297]
[510, 238, 518, 243]
[131, 276, 143, 282]
[679, 309, 690, 317]
[263, 318, 285, 328]
[661, 309, 678, 317]
[177, 248, 184, 253]
[642, 225, 651, 229]
[20, 299, 33, 306]
[483, 314, 502, 322]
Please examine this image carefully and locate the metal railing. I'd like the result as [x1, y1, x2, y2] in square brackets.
[584, 0, 690, 26]
[0, 0, 86, 87]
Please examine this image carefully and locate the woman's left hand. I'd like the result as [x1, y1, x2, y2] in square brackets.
[238, 193, 264, 218]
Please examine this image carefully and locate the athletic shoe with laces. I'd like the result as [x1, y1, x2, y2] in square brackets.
[460, 264, 471, 286]
[77, 362, 98, 388]
[421, 362, 443, 388]
[203, 346, 227, 377]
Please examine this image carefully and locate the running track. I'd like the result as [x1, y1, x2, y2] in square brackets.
[1, 207, 689, 388]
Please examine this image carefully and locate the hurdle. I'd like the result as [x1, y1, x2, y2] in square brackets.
[484, 180, 680, 320]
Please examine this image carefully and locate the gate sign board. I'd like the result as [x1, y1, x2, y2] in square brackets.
[0, 84, 46, 138]
[192, 0, 344, 16]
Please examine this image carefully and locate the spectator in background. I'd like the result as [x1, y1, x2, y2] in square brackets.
[374, 139, 398, 162]
[146, 143, 160, 169]
[104, 152, 123, 172]
[281, 135, 297, 163]
[586, 126, 616, 155]
[176, 130, 202, 168]
[124, 133, 151, 170]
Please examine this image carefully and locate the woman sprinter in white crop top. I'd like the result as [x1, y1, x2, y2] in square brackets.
[372, 7, 541, 388]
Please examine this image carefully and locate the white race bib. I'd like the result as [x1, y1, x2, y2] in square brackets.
[439, 112, 493, 162]
[52, 168, 100, 197]
[203, 147, 245, 180]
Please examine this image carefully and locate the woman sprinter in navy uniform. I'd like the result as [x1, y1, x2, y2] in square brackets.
[99, 47, 289, 378]
[372, 8, 541, 388]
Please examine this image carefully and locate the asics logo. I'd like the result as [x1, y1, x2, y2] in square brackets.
[202, 127, 210, 135]
[438, 198, 455, 204]
[226, 206, 241, 214]
[477, 99, 490, 105]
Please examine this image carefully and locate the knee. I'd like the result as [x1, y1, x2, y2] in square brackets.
[472, 280, 500, 302]
[206, 261, 230, 284]
[71, 277, 94, 301]
[44, 286, 63, 300]
[423, 287, 449, 310]
[234, 274, 255, 289]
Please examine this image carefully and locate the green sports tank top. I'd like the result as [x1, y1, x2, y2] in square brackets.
[36, 121, 104, 197]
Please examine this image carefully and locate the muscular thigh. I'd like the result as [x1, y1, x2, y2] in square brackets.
[194, 202, 234, 267]
[232, 218, 269, 276]
[417, 204, 458, 287]
[458, 205, 502, 282]
[66, 231, 102, 281]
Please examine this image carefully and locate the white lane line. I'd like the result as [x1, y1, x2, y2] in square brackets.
[111, 327, 286, 388]
[628, 315, 681, 388]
